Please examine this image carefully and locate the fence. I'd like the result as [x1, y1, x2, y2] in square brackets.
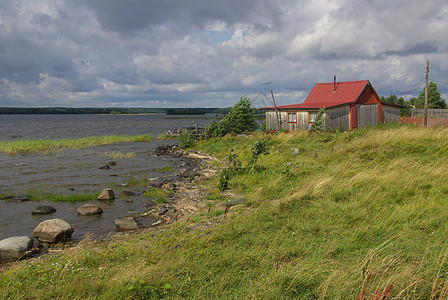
[411, 109, 448, 118]
[400, 117, 448, 127]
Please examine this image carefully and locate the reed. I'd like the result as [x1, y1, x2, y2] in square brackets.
[0, 134, 152, 155]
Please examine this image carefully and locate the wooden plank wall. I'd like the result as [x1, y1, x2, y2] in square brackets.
[265, 110, 310, 131]
[326, 106, 350, 130]
[356, 104, 378, 127]
[382, 105, 401, 122]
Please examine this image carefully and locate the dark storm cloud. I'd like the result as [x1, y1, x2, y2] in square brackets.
[0, 0, 447, 107]
[74, 0, 285, 33]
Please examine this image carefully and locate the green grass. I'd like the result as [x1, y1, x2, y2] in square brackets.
[143, 188, 173, 203]
[3, 123, 448, 298]
[29, 193, 100, 202]
[0, 134, 152, 155]
[154, 166, 174, 172]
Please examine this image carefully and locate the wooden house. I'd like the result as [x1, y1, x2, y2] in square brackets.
[262, 80, 401, 131]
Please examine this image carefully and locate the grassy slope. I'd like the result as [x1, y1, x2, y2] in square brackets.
[2, 124, 448, 299]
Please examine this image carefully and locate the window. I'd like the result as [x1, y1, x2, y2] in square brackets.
[287, 112, 297, 123]
[309, 112, 318, 123]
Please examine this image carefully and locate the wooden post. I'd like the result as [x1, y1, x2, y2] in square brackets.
[424, 59, 429, 126]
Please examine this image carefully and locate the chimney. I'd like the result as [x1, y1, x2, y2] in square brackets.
[333, 75, 337, 92]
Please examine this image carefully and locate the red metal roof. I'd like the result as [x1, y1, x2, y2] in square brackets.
[262, 80, 372, 110]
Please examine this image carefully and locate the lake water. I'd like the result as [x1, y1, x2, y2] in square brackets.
[0, 114, 213, 240]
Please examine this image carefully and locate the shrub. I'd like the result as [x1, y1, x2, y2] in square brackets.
[179, 131, 195, 149]
[309, 106, 326, 132]
[205, 96, 257, 139]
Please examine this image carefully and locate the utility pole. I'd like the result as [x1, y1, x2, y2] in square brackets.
[424, 59, 429, 126]
[264, 82, 281, 129]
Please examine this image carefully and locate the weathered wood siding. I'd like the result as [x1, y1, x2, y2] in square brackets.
[412, 109, 448, 118]
[326, 106, 350, 129]
[265, 110, 309, 131]
[356, 104, 378, 127]
[296, 112, 309, 130]
[382, 105, 400, 122]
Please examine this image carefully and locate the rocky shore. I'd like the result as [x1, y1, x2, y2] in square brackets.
[0, 144, 220, 264]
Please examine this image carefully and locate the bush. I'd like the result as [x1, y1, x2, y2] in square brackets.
[205, 96, 257, 139]
[309, 106, 326, 132]
[179, 131, 195, 149]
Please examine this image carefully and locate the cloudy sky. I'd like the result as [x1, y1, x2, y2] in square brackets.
[1, 0, 447, 108]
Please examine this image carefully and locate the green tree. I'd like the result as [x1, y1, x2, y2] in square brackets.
[413, 82, 447, 109]
[205, 96, 257, 138]
[380, 94, 412, 117]
[309, 106, 326, 132]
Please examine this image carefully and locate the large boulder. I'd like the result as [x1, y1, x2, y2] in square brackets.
[0, 236, 34, 261]
[32, 219, 74, 243]
[97, 188, 115, 200]
[114, 217, 143, 231]
[77, 204, 103, 216]
[32, 205, 56, 215]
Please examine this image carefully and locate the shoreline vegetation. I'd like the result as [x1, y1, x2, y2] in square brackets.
[0, 134, 152, 155]
[3, 124, 448, 298]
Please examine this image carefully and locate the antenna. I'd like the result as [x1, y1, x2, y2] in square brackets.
[263, 82, 281, 128]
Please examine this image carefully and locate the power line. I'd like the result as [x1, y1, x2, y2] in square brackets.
[433, 80, 448, 87]
[398, 78, 425, 96]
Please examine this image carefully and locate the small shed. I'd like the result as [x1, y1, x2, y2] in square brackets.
[262, 80, 401, 131]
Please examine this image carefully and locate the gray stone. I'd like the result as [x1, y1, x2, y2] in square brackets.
[161, 181, 176, 190]
[224, 197, 246, 208]
[77, 204, 103, 216]
[179, 169, 198, 178]
[121, 191, 135, 197]
[114, 217, 143, 231]
[0, 236, 34, 261]
[97, 188, 115, 200]
[32, 205, 57, 215]
[158, 206, 168, 215]
[32, 218, 74, 243]
[10, 197, 30, 203]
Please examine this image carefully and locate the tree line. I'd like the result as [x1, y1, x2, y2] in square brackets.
[381, 82, 446, 117]
[0, 107, 218, 114]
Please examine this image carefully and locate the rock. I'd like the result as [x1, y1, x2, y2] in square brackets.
[97, 188, 115, 200]
[121, 191, 135, 197]
[77, 204, 103, 216]
[32, 219, 74, 243]
[161, 181, 176, 190]
[108, 161, 117, 166]
[179, 169, 198, 178]
[114, 217, 143, 231]
[151, 220, 162, 226]
[9, 197, 30, 203]
[223, 197, 246, 208]
[99, 165, 110, 170]
[0, 236, 34, 261]
[158, 206, 168, 215]
[32, 205, 57, 215]
[292, 148, 300, 155]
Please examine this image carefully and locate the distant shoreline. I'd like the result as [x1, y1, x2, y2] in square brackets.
[0, 107, 219, 115]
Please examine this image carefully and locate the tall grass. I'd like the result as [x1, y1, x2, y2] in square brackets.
[0, 134, 152, 155]
[3, 124, 448, 298]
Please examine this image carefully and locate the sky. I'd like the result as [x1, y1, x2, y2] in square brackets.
[0, 0, 447, 108]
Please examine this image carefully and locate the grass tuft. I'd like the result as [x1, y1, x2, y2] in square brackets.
[0, 134, 152, 155]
